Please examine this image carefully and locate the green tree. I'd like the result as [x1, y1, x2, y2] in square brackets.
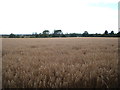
[110, 31, 114, 35]
[53, 30, 63, 37]
[54, 30, 63, 35]
[117, 31, 120, 37]
[43, 30, 49, 35]
[104, 30, 108, 35]
[31, 32, 38, 38]
[42, 30, 50, 37]
[82, 31, 89, 37]
[83, 31, 88, 34]
[9, 33, 16, 38]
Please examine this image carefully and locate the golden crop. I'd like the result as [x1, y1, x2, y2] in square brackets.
[2, 37, 118, 88]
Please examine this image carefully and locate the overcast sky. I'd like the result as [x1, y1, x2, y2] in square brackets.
[0, 0, 119, 34]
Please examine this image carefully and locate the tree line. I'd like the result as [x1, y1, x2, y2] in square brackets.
[2, 30, 120, 38]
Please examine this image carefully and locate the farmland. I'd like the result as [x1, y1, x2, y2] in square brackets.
[2, 37, 118, 88]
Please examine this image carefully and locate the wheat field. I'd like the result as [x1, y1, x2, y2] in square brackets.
[2, 37, 118, 88]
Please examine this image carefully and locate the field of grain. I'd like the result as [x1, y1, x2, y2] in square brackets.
[0, 38, 2, 89]
[2, 37, 118, 88]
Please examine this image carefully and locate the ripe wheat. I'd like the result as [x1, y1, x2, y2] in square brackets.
[2, 37, 118, 88]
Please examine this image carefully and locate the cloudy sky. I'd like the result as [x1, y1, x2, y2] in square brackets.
[0, 0, 119, 34]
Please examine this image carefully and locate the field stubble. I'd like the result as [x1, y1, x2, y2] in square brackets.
[2, 37, 118, 88]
